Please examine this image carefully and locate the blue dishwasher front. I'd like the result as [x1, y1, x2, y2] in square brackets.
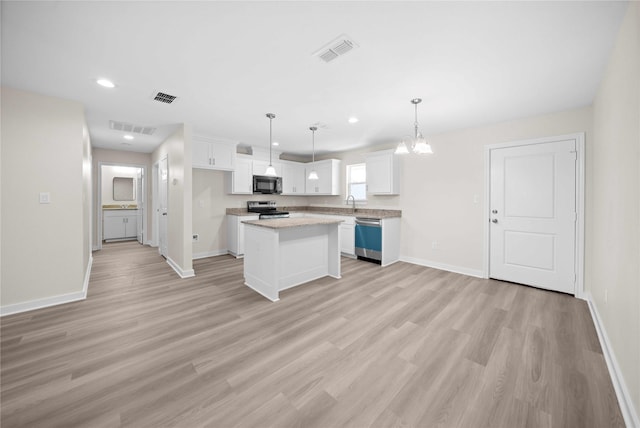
[355, 218, 382, 263]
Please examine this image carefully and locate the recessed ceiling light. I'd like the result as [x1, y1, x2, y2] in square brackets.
[272, 141, 279, 146]
[348, 117, 359, 124]
[96, 78, 115, 88]
[123, 135, 134, 140]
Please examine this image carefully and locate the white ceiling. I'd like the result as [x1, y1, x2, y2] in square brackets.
[1, 1, 628, 156]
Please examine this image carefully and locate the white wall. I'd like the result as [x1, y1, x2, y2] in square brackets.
[192, 169, 309, 258]
[1, 87, 92, 312]
[590, 1, 640, 423]
[318, 106, 592, 275]
[92, 149, 152, 247]
[152, 125, 193, 276]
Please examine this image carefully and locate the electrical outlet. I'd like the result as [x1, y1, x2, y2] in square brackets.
[192, 234, 199, 242]
[431, 241, 439, 250]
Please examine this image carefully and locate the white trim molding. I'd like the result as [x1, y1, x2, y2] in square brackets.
[399, 255, 484, 278]
[193, 249, 229, 260]
[1, 255, 93, 317]
[82, 255, 94, 295]
[586, 292, 640, 428]
[1, 291, 86, 317]
[166, 257, 195, 278]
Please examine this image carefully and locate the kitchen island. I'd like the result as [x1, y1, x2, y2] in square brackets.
[242, 217, 343, 301]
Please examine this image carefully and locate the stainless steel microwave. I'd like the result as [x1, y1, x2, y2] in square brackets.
[253, 175, 282, 194]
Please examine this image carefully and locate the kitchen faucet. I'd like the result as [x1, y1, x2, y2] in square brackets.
[346, 194, 356, 213]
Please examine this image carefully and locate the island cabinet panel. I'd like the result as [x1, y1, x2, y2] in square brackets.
[243, 218, 342, 301]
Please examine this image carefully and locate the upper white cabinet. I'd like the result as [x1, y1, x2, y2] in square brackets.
[281, 161, 306, 195]
[305, 159, 341, 195]
[192, 137, 236, 171]
[365, 149, 400, 195]
[227, 155, 253, 194]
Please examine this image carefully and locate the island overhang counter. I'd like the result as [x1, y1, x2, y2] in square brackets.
[242, 217, 343, 301]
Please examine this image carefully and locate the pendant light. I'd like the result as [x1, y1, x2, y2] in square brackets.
[395, 98, 433, 155]
[308, 126, 319, 180]
[264, 113, 277, 176]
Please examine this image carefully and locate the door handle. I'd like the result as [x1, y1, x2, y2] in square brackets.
[162, 212, 168, 216]
[491, 218, 498, 223]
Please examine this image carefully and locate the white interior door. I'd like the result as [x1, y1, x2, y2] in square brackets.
[158, 157, 168, 258]
[136, 168, 144, 244]
[489, 139, 576, 294]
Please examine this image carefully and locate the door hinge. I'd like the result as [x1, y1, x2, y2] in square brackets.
[569, 150, 578, 161]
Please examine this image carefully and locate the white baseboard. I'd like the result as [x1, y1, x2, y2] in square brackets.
[1, 255, 93, 317]
[166, 256, 195, 278]
[1, 290, 86, 317]
[193, 249, 229, 260]
[399, 255, 484, 278]
[585, 292, 639, 428]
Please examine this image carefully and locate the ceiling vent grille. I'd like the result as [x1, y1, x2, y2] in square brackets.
[153, 91, 178, 104]
[109, 120, 156, 135]
[313, 34, 359, 63]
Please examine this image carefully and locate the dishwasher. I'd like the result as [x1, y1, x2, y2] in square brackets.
[355, 218, 382, 264]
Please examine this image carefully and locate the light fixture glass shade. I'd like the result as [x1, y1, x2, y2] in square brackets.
[395, 140, 410, 154]
[412, 134, 433, 154]
[308, 170, 319, 180]
[264, 165, 277, 176]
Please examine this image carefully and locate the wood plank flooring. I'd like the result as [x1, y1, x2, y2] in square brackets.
[1, 241, 624, 427]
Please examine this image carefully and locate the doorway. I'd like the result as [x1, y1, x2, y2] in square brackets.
[484, 133, 585, 296]
[97, 163, 146, 249]
[156, 157, 168, 258]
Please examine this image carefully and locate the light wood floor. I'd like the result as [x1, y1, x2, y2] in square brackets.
[1, 241, 624, 427]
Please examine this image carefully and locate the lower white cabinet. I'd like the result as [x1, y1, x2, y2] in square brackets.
[339, 218, 355, 256]
[306, 213, 355, 255]
[227, 214, 259, 257]
[103, 210, 138, 240]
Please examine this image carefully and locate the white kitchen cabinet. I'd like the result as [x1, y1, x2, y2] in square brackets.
[227, 156, 253, 194]
[305, 159, 341, 195]
[192, 138, 237, 171]
[281, 161, 306, 195]
[253, 160, 282, 177]
[103, 210, 138, 240]
[365, 149, 400, 195]
[227, 214, 259, 257]
[340, 222, 355, 256]
[305, 213, 355, 256]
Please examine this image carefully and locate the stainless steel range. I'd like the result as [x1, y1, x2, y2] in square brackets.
[247, 201, 290, 219]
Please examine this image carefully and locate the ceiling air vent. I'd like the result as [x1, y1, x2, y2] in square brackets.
[153, 91, 178, 104]
[109, 120, 156, 136]
[313, 34, 359, 63]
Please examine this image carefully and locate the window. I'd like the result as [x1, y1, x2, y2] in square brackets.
[346, 163, 366, 201]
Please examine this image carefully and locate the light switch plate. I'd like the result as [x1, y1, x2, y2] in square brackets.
[39, 192, 51, 204]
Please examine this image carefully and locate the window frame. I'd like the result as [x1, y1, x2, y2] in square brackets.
[345, 163, 367, 202]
